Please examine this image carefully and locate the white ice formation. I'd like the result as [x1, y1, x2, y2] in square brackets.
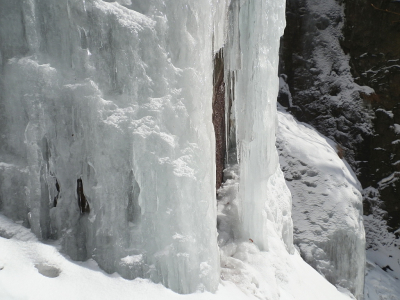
[0, 0, 292, 294]
[277, 106, 366, 299]
[0, 0, 220, 293]
[223, 0, 293, 253]
[0, 0, 365, 298]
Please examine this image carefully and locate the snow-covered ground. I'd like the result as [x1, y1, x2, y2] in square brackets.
[276, 105, 365, 299]
[277, 106, 400, 299]
[364, 248, 400, 300]
[0, 213, 241, 300]
[1, 191, 354, 300]
[363, 188, 400, 300]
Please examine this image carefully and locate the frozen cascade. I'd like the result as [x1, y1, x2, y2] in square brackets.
[223, 0, 294, 252]
[0, 0, 303, 295]
[0, 0, 220, 293]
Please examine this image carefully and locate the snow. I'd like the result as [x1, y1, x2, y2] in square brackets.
[276, 105, 365, 299]
[376, 109, 394, 119]
[393, 124, 400, 135]
[1, 194, 355, 300]
[215, 166, 356, 300]
[0, 214, 245, 300]
[362, 188, 400, 300]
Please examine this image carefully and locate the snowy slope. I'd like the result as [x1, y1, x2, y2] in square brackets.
[276, 106, 365, 299]
[363, 188, 400, 300]
[1, 199, 355, 300]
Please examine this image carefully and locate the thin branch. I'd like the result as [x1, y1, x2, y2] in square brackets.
[371, 3, 400, 16]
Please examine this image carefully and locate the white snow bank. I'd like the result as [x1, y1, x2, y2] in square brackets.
[0, 213, 354, 300]
[0, 213, 244, 300]
[362, 188, 400, 300]
[276, 106, 365, 299]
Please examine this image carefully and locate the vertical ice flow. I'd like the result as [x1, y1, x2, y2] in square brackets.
[0, 0, 295, 294]
[0, 0, 219, 293]
[224, 0, 294, 252]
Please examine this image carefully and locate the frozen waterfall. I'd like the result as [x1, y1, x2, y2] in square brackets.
[1, 0, 292, 295]
[0, 0, 220, 293]
[223, 0, 293, 252]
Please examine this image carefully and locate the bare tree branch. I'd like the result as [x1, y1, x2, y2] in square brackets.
[371, 3, 400, 16]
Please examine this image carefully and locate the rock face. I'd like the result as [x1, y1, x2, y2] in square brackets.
[280, 0, 400, 236]
[213, 49, 226, 190]
[279, 0, 373, 172]
[279, 0, 400, 297]
[342, 0, 400, 233]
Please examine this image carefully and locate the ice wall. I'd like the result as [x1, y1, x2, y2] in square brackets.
[224, 0, 293, 252]
[0, 0, 295, 294]
[0, 0, 219, 293]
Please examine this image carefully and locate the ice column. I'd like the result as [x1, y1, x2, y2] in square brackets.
[224, 0, 294, 251]
[0, 0, 219, 293]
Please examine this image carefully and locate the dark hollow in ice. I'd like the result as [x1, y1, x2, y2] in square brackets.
[382, 265, 394, 272]
[77, 178, 90, 214]
[213, 48, 226, 190]
[53, 179, 60, 208]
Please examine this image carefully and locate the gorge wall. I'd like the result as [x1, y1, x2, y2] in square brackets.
[279, 0, 400, 240]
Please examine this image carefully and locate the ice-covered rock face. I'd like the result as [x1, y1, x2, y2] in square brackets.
[277, 106, 365, 299]
[0, 0, 219, 293]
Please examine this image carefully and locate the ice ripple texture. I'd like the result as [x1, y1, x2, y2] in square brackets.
[0, 0, 219, 293]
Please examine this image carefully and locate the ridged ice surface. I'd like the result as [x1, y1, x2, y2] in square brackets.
[0, 0, 219, 293]
[277, 106, 365, 299]
[223, 0, 293, 252]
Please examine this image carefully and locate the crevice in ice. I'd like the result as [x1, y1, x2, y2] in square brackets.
[212, 48, 226, 190]
[77, 178, 90, 214]
[225, 69, 237, 166]
[53, 179, 59, 208]
[79, 28, 88, 50]
[127, 170, 141, 225]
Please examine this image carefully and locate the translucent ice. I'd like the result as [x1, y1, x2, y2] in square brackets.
[224, 0, 293, 252]
[0, 0, 219, 293]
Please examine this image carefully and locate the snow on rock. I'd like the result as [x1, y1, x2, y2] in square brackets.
[276, 106, 365, 299]
[0, 0, 219, 293]
[279, 0, 374, 171]
[362, 188, 400, 300]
